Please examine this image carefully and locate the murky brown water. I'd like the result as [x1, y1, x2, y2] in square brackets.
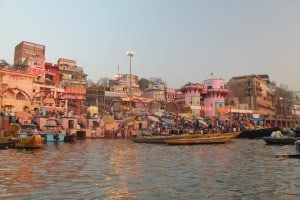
[1, 139, 299, 199]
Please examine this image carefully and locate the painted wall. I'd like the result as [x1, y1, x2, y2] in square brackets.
[203, 78, 228, 118]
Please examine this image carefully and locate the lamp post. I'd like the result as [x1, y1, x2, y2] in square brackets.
[279, 97, 284, 118]
[126, 51, 135, 116]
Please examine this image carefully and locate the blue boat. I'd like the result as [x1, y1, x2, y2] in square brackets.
[40, 125, 65, 142]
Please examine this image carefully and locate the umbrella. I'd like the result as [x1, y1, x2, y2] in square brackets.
[198, 119, 208, 126]
[122, 117, 135, 125]
[16, 111, 32, 120]
[87, 106, 99, 115]
[154, 111, 164, 117]
[147, 115, 159, 122]
[161, 118, 174, 124]
[102, 115, 115, 124]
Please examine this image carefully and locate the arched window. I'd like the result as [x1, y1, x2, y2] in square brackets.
[16, 92, 27, 100]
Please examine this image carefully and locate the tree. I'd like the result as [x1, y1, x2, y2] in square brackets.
[148, 77, 167, 86]
[139, 78, 149, 92]
[97, 77, 109, 90]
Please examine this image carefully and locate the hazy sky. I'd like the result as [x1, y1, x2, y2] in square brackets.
[1, 0, 300, 91]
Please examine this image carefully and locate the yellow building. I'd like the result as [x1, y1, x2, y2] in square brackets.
[0, 69, 35, 112]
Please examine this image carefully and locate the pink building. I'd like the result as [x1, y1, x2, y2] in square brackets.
[181, 83, 206, 116]
[203, 78, 229, 118]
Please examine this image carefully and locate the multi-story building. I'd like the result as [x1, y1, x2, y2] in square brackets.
[145, 82, 166, 102]
[110, 73, 141, 97]
[165, 88, 176, 102]
[227, 74, 276, 116]
[14, 41, 45, 65]
[58, 58, 87, 114]
[14, 41, 46, 78]
[203, 78, 229, 118]
[0, 68, 35, 112]
[180, 83, 206, 116]
[44, 62, 62, 86]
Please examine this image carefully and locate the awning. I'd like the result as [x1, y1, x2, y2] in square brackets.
[102, 115, 115, 124]
[122, 117, 135, 125]
[16, 111, 32, 120]
[87, 106, 98, 115]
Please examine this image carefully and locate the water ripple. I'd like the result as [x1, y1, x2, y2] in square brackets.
[0, 139, 299, 199]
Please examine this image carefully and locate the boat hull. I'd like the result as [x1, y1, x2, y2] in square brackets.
[131, 133, 222, 144]
[13, 135, 44, 149]
[262, 137, 299, 145]
[132, 132, 240, 144]
[0, 137, 14, 149]
[64, 134, 76, 142]
[41, 133, 65, 142]
[165, 135, 234, 145]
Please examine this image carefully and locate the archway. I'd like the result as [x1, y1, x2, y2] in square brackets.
[0, 87, 31, 101]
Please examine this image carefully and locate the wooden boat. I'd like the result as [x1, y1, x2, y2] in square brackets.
[0, 124, 20, 149]
[13, 133, 44, 149]
[262, 136, 299, 145]
[131, 133, 219, 144]
[40, 125, 65, 142]
[131, 132, 240, 144]
[11, 124, 44, 149]
[239, 128, 278, 139]
[240, 127, 300, 139]
[165, 135, 234, 145]
[0, 138, 14, 149]
[64, 134, 77, 143]
[223, 131, 241, 139]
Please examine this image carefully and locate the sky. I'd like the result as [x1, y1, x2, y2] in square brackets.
[1, 0, 300, 91]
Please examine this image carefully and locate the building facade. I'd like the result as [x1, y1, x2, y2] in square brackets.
[58, 58, 87, 114]
[227, 74, 276, 117]
[203, 78, 229, 118]
[0, 69, 35, 112]
[180, 83, 205, 116]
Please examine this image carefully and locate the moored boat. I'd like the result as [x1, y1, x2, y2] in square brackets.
[64, 133, 77, 143]
[40, 125, 65, 142]
[131, 132, 240, 144]
[11, 124, 44, 149]
[131, 133, 220, 144]
[262, 136, 299, 145]
[239, 128, 278, 139]
[0, 139, 14, 149]
[0, 123, 20, 149]
[165, 135, 234, 145]
[262, 130, 299, 145]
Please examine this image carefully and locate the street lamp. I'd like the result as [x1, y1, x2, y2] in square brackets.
[279, 97, 284, 118]
[126, 51, 135, 116]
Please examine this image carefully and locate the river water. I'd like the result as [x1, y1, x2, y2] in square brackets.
[0, 138, 299, 200]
